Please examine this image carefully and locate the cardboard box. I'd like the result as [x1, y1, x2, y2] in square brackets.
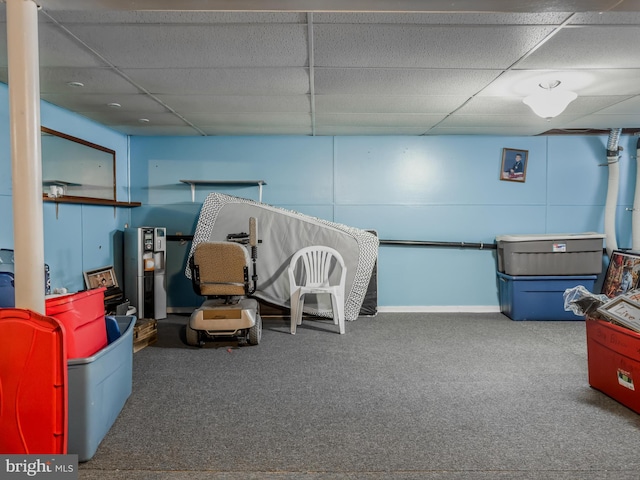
[586, 318, 640, 414]
[67, 316, 135, 462]
[496, 233, 605, 276]
[498, 272, 597, 321]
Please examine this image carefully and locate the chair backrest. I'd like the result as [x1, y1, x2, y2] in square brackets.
[191, 242, 249, 296]
[288, 245, 346, 288]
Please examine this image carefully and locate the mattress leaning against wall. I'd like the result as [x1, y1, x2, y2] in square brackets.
[185, 193, 379, 321]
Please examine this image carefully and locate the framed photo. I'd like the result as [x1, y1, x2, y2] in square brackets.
[500, 148, 528, 182]
[597, 296, 640, 333]
[84, 265, 117, 290]
[601, 250, 640, 298]
[625, 289, 640, 303]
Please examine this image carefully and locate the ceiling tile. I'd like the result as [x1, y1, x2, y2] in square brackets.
[427, 126, 550, 135]
[314, 68, 500, 96]
[562, 96, 638, 114]
[0, 22, 106, 68]
[315, 95, 469, 114]
[596, 96, 640, 114]
[201, 125, 312, 135]
[37, 67, 141, 94]
[439, 113, 585, 128]
[562, 114, 640, 129]
[458, 94, 634, 115]
[570, 11, 640, 23]
[479, 69, 640, 97]
[155, 94, 310, 113]
[41, 93, 168, 113]
[82, 111, 194, 126]
[64, 24, 309, 68]
[109, 125, 204, 136]
[314, 12, 571, 25]
[518, 25, 640, 69]
[45, 11, 306, 24]
[610, 0, 640, 10]
[122, 67, 310, 95]
[315, 126, 430, 135]
[456, 96, 540, 115]
[36, 0, 630, 12]
[184, 112, 311, 128]
[316, 112, 444, 128]
[314, 24, 555, 69]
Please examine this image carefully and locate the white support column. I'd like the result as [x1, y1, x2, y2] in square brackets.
[7, 0, 45, 313]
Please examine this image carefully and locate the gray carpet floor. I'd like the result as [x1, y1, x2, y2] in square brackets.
[78, 313, 640, 479]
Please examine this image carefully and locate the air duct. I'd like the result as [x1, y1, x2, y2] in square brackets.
[604, 128, 622, 258]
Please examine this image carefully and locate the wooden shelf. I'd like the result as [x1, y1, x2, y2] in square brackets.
[43, 195, 141, 207]
[179, 179, 266, 202]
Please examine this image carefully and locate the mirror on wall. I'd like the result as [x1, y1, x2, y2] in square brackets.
[41, 127, 116, 202]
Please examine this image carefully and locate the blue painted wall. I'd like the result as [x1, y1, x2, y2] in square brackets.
[2, 80, 637, 310]
[129, 133, 638, 309]
[0, 83, 132, 293]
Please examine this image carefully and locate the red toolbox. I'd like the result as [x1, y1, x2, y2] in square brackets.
[0, 308, 68, 454]
[586, 318, 640, 414]
[46, 287, 108, 359]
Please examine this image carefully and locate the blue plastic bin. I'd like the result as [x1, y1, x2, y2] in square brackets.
[0, 272, 14, 307]
[105, 315, 122, 343]
[498, 272, 597, 321]
[67, 316, 136, 462]
[0, 251, 51, 306]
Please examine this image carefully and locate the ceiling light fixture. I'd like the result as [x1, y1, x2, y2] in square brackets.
[138, 118, 150, 123]
[522, 80, 577, 119]
[66, 81, 84, 88]
[107, 102, 121, 108]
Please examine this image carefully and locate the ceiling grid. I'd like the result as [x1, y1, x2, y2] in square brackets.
[1, 1, 640, 136]
[307, 12, 316, 136]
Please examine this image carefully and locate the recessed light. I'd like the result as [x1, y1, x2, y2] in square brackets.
[138, 118, 150, 123]
[107, 102, 121, 108]
[66, 81, 84, 88]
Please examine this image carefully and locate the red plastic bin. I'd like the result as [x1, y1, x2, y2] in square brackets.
[0, 308, 68, 454]
[586, 317, 640, 414]
[46, 287, 108, 359]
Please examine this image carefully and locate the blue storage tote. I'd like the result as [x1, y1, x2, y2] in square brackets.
[0, 272, 14, 307]
[67, 315, 135, 462]
[498, 272, 597, 321]
[0, 247, 51, 307]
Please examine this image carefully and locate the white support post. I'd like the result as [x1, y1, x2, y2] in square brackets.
[7, 0, 45, 313]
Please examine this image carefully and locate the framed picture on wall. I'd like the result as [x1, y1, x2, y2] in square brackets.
[601, 250, 640, 298]
[500, 148, 528, 182]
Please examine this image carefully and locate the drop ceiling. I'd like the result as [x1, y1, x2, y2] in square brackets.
[1, 0, 640, 136]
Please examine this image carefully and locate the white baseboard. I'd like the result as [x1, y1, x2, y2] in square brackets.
[377, 306, 501, 313]
[168, 306, 502, 315]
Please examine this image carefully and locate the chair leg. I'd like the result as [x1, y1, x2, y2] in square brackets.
[290, 292, 306, 334]
[297, 295, 305, 326]
[290, 291, 300, 334]
[330, 294, 345, 334]
[330, 295, 339, 326]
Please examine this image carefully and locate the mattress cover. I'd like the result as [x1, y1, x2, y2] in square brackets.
[185, 193, 378, 321]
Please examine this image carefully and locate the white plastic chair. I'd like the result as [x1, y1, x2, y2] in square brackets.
[288, 245, 347, 335]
